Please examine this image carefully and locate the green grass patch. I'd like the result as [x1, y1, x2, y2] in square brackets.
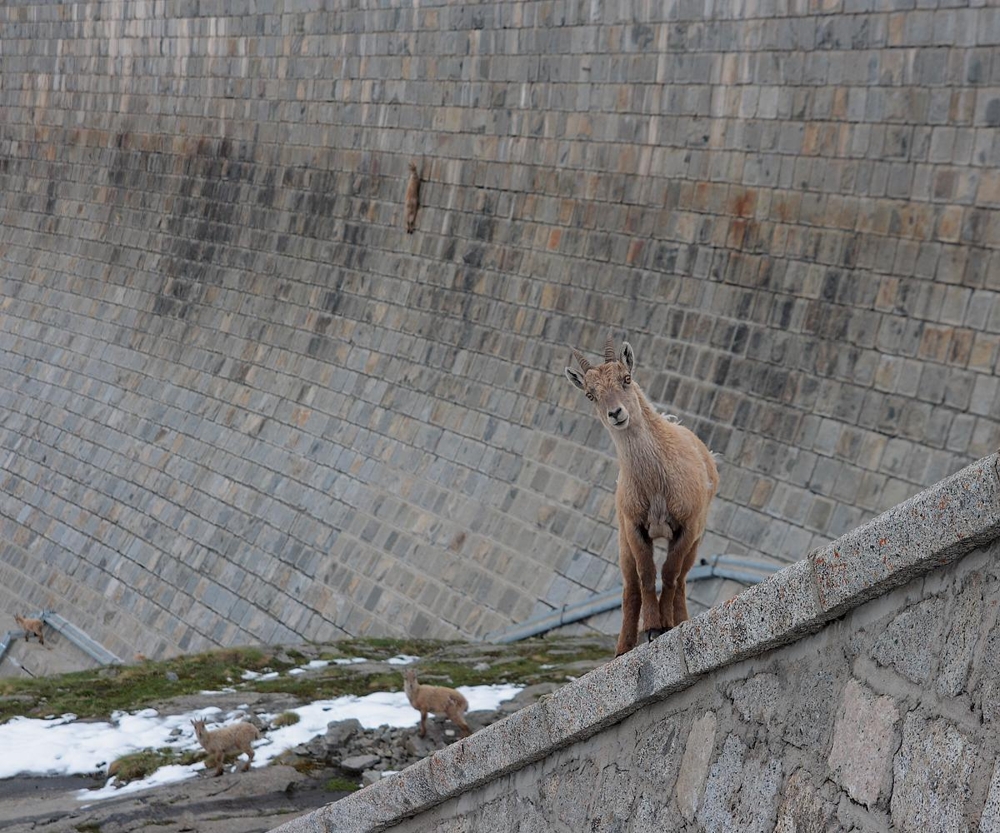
[271, 711, 300, 727]
[324, 776, 361, 792]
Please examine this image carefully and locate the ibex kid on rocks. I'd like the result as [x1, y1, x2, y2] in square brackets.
[565, 332, 719, 656]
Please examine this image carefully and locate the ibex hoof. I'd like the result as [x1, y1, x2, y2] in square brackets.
[643, 628, 668, 643]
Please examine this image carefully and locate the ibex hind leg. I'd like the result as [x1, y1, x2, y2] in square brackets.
[448, 707, 471, 737]
[661, 528, 700, 629]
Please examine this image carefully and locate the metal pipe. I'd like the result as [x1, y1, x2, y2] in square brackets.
[485, 555, 782, 644]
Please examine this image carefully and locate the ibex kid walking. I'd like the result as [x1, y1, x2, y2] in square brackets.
[403, 668, 471, 737]
[565, 332, 719, 656]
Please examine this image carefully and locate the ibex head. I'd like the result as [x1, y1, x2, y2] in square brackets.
[565, 331, 637, 431]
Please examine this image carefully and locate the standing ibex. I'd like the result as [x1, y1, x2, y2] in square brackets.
[565, 332, 719, 656]
[403, 668, 471, 738]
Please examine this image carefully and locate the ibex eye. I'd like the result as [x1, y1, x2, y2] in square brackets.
[586, 392, 595, 401]
[623, 375, 631, 386]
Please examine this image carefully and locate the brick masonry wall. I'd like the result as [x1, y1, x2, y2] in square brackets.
[1, 0, 999, 659]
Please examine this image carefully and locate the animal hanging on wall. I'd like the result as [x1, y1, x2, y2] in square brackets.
[405, 161, 421, 233]
[565, 332, 719, 656]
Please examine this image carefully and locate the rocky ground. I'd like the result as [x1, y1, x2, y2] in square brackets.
[0, 635, 614, 833]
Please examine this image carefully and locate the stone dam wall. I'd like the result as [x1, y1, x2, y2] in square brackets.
[1, 0, 1000, 661]
[274, 454, 1000, 833]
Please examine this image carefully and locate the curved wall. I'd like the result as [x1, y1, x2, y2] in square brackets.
[0, 0, 998, 659]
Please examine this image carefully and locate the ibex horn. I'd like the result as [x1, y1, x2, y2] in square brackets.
[604, 331, 616, 363]
[572, 349, 592, 373]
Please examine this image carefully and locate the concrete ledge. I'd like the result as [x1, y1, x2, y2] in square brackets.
[269, 453, 1000, 833]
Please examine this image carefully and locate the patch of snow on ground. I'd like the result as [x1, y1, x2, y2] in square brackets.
[0, 683, 523, 801]
[386, 655, 420, 665]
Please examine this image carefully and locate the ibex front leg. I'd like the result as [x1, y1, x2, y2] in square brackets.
[617, 542, 641, 656]
[622, 523, 662, 649]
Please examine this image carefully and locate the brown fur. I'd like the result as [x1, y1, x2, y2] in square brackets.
[404, 161, 421, 233]
[566, 332, 719, 656]
[403, 669, 470, 737]
[191, 718, 259, 776]
[14, 614, 44, 645]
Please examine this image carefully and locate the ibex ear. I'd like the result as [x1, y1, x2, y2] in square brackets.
[621, 341, 635, 372]
[565, 367, 586, 391]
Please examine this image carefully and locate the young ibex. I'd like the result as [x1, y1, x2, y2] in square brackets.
[404, 161, 421, 233]
[403, 669, 471, 738]
[191, 718, 260, 776]
[14, 614, 44, 645]
[565, 332, 719, 656]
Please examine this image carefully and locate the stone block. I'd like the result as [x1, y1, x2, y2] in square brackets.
[811, 454, 1000, 616]
[937, 568, 992, 697]
[827, 679, 900, 808]
[676, 711, 717, 822]
[891, 714, 976, 832]
[980, 759, 1000, 833]
[538, 632, 691, 742]
[697, 734, 782, 833]
[680, 558, 822, 675]
[870, 597, 944, 684]
[774, 770, 837, 833]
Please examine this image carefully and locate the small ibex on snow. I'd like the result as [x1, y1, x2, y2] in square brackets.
[191, 718, 260, 776]
[403, 668, 471, 737]
[404, 161, 421, 233]
[565, 332, 719, 656]
[14, 614, 44, 645]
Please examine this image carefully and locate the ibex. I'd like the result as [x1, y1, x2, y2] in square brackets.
[14, 614, 44, 645]
[404, 161, 421, 233]
[403, 668, 471, 737]
[191, 718, 260, 776]
[565, 332, 719, 656]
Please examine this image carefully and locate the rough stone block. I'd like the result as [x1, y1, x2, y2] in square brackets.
[680, 558, 822, 675]
[697, 734, 783, 833]
[676, 711, 717, 822]
[811, 454, 1000, 616]
[827, 679, 900, 809]
[870, 597, 944, 684]
[980, 759, 1000, 833]
[773, 770, 837, 833]
[538, 632, 691, 742]
[891, 714, 977, 832]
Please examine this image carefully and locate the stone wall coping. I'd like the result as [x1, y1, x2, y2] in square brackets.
[269, 452, 1000, 833]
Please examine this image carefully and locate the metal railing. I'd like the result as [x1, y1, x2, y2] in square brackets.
[484, 554, 783, 644]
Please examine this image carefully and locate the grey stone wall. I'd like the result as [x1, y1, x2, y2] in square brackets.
[272, 454, 1000, 833]
[1, 0, 999, 659]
